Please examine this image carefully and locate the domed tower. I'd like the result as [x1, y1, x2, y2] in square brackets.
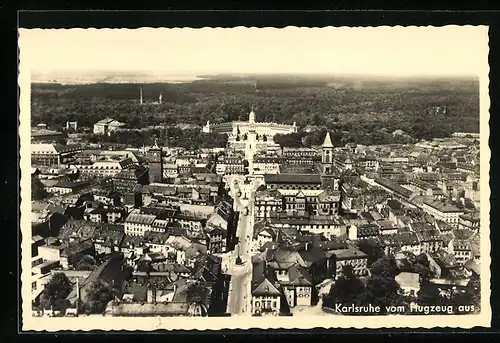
[247, 107, 257, 148]
[249, 108, 256, 124]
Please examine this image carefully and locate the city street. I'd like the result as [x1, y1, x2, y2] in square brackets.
[224, 176, 256, 315]
[224, 138, 264, 316]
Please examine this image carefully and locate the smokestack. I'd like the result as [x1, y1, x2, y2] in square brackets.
[159, 93, 162, 104]
[140, 86, 143, 105]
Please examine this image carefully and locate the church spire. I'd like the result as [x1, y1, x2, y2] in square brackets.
[153, 138, 160, 149]
[322, 132, 334, 148]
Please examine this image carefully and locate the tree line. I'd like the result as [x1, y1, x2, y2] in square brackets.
[273, 127, 417, 148]
[31, 80, 479, 145]
[35, 272, 115, 315]
[86, 127, 228, 150]
[323, 252, 480, 315]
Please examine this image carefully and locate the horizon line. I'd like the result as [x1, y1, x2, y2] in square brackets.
[31, 69, 480, 79]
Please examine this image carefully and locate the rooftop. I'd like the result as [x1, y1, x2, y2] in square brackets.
[287, 264, 313, 286]
[382, 231, 420, 246]
[58, 219, 98, 242]
[125, 213, 157, 225]
[264, 173, 321, 185]
[92, 224, 125, 246]
[267, 247, 307, 270]
[60, 239, 94, 258]
[252, 278, 281, 297]
[423, 198, 464, 213]
[375, 178, 414, 199]
[395, 272, 420, 288]
[333, 246, 368, 260]
[112, 302, 191, 316]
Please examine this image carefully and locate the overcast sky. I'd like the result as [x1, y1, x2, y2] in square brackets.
[20, 26, 489, 77]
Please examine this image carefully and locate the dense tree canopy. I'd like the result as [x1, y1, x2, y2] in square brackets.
[356, 238, 386, 266]
[326, 265, 365, 306]
[137, 260, 153, 274]
[324, 256, 408, 314]
[357, 256, 408, 313]
[411, 253, 433, 281]
[87, 128, 228, 149]
[82, 280, 115, 314]
[39, 273, 73, 310]
[417, 274, 480, 314]
[32, 77, 479, 147]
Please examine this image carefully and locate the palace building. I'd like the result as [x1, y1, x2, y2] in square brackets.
[93, 118, 125, 135]
[202, 108, 297, 152]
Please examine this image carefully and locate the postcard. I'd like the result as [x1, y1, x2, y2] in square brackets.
[19, 25, 491, 330]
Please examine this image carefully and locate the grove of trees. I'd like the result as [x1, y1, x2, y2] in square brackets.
[324, 254, 481, 315]
[86, 128, 228, 149]
[38, 273, 73, 311]
[324, 256, 407, 314]
[81, 280, 115, 314]
[32, 77, 479, 147]
[356, 238, 386, 266]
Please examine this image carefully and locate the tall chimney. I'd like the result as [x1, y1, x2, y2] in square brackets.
[140, 86, 143, 105]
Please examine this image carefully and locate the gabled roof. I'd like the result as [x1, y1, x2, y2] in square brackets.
[299, 246, 329, 265]
[258, 228, 276, 238]
[288, 265, 313, 286]
[267, 247, 307, 269]
[252, 278, 281, 296]
[31, 143, 80, 154]
[125, 213, 157, 225]
[96, 118, 115, 125]
[464, 260, 480, 276]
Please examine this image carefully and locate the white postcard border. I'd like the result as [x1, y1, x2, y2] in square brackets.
[19, 25, 492, 331]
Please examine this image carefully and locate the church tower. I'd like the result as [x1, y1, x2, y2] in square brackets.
[321, 132, 334, 174]
[147, 139, 163, 184]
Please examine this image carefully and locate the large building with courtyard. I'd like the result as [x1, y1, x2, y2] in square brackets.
[202, 109, 297, 152]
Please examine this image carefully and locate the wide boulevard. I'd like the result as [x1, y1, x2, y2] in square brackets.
[224, 135, 263, 316]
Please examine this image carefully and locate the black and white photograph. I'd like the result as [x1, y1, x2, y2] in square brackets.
[19, 25, 490, 330]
